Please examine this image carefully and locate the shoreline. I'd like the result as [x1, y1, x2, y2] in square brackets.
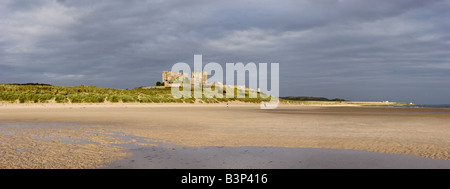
[0, 102, 358, 109]
[0, 101, 422, 109]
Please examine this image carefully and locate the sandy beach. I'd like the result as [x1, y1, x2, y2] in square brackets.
[0, 103, 449, 169]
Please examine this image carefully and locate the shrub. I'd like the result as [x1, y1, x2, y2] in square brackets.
[107, 95, 120, 103]
[55, 95, 67, 103]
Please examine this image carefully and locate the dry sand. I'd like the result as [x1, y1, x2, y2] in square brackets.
[0, 103, 449, 168]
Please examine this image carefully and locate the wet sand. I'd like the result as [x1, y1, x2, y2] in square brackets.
[0, 103, 449, 168]
[104, 145, 450, 169]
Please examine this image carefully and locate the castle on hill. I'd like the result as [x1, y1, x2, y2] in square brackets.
[158, 71, 260, 93]
[162, 71, 207, 87]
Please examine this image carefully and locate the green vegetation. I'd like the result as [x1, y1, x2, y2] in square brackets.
[280, 96, 345, 101]
[0, 84, 271, 104]
[4, 83, 52, 86]
[0, 84, 409, 106]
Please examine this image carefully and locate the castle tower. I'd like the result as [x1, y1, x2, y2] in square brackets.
[162, 71, 188, 87]
[191, 71, 208, 87]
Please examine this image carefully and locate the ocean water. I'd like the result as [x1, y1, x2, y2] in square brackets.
[420, 104, 450, 108]
[402, 104, 450, 108]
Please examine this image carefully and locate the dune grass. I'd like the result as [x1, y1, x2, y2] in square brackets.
[0, 84, 409, 106]
[0, 84, 271, 104]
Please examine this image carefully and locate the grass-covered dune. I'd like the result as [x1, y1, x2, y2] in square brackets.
[0, 84, 409, 106]
[0, 84, 271, 104]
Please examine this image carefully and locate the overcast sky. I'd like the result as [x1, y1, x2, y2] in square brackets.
[1, 0, 449, 104]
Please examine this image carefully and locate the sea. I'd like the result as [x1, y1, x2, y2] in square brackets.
[395, 104, 450, 108]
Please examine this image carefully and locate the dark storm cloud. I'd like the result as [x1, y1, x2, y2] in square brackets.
[0, 0, 449, 103]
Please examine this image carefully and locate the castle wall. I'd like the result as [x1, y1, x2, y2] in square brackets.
[162, 71, 207, 87]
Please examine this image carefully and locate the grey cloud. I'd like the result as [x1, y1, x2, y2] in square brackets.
[0, 0, 449, 104]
